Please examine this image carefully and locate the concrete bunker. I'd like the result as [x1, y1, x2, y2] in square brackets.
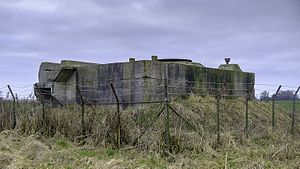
[34, 56, 255, 105]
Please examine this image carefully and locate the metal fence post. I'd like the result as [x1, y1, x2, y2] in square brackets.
[76, 85, 86, 137]
[0, 99, 3, 130]
[216, 95, 220, 143]
[7, 85, 16, 129]
[216, 82, 226, 144]
[245, 90, 249, 138]
[34, 84, 45, 129]
[110, 83, 121, 148]
[245, 83, 254, 137]
[164, 77, 171, 151]
[291, 86, 300, 134]
[272, 85, 281, 131]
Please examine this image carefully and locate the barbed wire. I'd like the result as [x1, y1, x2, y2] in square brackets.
[1, 77, 300, 102]
[255, 84, 300, 89]
[255, 89, 277, 92]
[36, 88, 166, 96]
[8, 86, 298, 95]
[1, 80, 299, 90]
[34, 87, 253, 97]
[0, 86, 7, 90]
[166, 79, 254, 86]
[168, 85, 251, 91]
[1, 86, 297, 96]
[10, 84, 33, 89]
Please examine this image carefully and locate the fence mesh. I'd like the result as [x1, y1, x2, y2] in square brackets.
[0, 80, 300, 152]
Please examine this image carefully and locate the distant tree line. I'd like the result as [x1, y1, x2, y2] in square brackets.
[260, 90, 299, 101]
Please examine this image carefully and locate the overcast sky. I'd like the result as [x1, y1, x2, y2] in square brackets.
[0, 0, 299, 96]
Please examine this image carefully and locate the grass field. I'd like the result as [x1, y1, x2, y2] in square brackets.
[1, 130, 300, 168]
[1, 96, 300, 168]
[276, 100, 300, 113]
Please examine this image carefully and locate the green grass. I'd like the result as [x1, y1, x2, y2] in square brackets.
[55, 139, 69, 149]
[78, 149, 99, 158]
[105, 148, 119, 157]
[1, 97, 300, 168]
[275, 100, 300, 112]
[76, 147, 121, 160]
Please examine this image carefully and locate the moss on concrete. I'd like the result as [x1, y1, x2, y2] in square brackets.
[218, 64, 242, 72]
[36, 58, 255, 104]
[61, 60, 97, 68]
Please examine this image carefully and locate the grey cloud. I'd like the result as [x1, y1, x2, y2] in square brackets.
[0, 0, 299, 92]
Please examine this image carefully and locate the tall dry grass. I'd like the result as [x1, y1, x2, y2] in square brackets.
[0, 95, 299, 152]
[1, 96, 300, 168]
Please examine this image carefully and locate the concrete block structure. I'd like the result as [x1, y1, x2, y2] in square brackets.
[34, 56, 255, 105]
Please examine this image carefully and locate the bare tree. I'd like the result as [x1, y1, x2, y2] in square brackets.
[273, 90, 298, 100]
[260, 91, 271, 101]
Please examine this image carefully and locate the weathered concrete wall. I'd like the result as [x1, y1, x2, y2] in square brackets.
[76, 61, 148, 103]
[35, 58, 255, 105]
[65, 73, 76, 104]
[39, 62, 61, 83]
[73, 60, 254, 104]
[52, 82, 65, 104]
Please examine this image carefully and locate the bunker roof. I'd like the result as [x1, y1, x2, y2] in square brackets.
[40, 56, 249, 83]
